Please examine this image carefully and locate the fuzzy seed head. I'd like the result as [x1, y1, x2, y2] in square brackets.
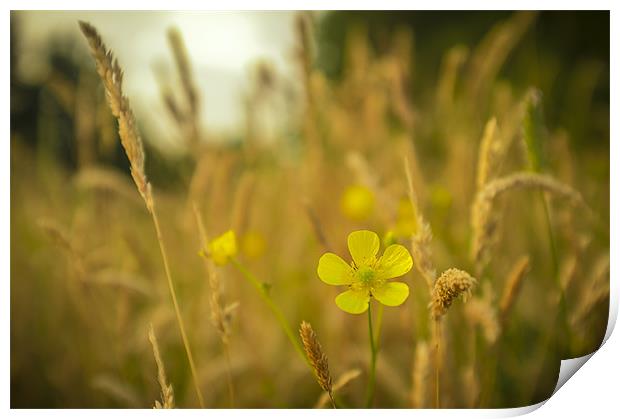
[299, 321, 333, 394]
[431, 268, 477, 318]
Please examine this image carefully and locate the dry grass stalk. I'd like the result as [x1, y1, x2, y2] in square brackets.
[466, 12, 537, 100]
[295, 13, 314, 101]
[431, 268, 477, 319]
[78, 21, 151, 210]
[560, 236, 591, 292]
[571, 254, 610, 327]
[499, 256, 531, 324]
[168, 28, 198, 116]
[167, 27, 200, 147]
[412, 223, 437, 292]
[404, 156, 436, 290]
[80, 22, 204, 407]
[193, 204, 227, 338]
[314, 369, 361, 408]
[411, 341, 430, 408]
[148, 324, 175, 409]
[471, 171, 587, 272]
[560, 255, 578, 293]
[299, 321, 335, 408]
[476, 117, 499, 190]
[436, 45, 468, 113]
[192, 203, 235, 406]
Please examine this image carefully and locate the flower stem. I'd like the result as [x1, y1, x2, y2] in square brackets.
[365, 302, 378, 408]
[230, 258, 308, 364]
[150, 200, 205, 408]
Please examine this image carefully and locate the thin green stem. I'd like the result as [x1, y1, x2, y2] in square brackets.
[230, 258, 307, 364]
[365, 303, 378, 408]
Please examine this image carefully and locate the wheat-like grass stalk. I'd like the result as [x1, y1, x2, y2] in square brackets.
[78, 21, 150, 209]
[192, 203, 235, 406]
[79, 21, 204, 408]
[404, 156, 436, 291]
[299, 321, 335, 408]
[476, 117, 499, 191]
[499, 256, 531, 325]
[466, 12, 537, 100]
[411, 341, 430, 408]
[436, 45, 468, 113]
[571, 254, 610, 327]
[148, 324, 175, 409]
[471, 172, 588, 273]
[295, 13, 314, 103]
[167, 27, 200, 147]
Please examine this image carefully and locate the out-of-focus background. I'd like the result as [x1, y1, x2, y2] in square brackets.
[11, 11, 609, 409]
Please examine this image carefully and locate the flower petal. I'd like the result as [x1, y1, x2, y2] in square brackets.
[317, 253, 354, 285]
[335, 289, 370, 314]
[372, 281, 409, 306]
[376, 244, 413, 279]
[347, 230, 380, 267]
[209, 230, 238, 266]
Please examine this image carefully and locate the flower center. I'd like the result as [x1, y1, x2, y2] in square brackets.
[357, 266, 375, 285]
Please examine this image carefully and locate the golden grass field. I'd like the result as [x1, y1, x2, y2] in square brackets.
[10, 11, 609, 408]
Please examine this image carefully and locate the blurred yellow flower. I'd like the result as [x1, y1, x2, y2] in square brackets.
[393, 197, 419, 237]
[242, 231, 266, 260]
[340, 185, 375, 221]
[317, 230, 413, 314]
[207, 230, 237, 266]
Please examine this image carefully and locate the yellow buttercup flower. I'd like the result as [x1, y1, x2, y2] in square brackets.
[317, 230, 413, 314]
[340, 185, 375, 222]
[207, 230, 237, 266]
[393, 197, 419, 237]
